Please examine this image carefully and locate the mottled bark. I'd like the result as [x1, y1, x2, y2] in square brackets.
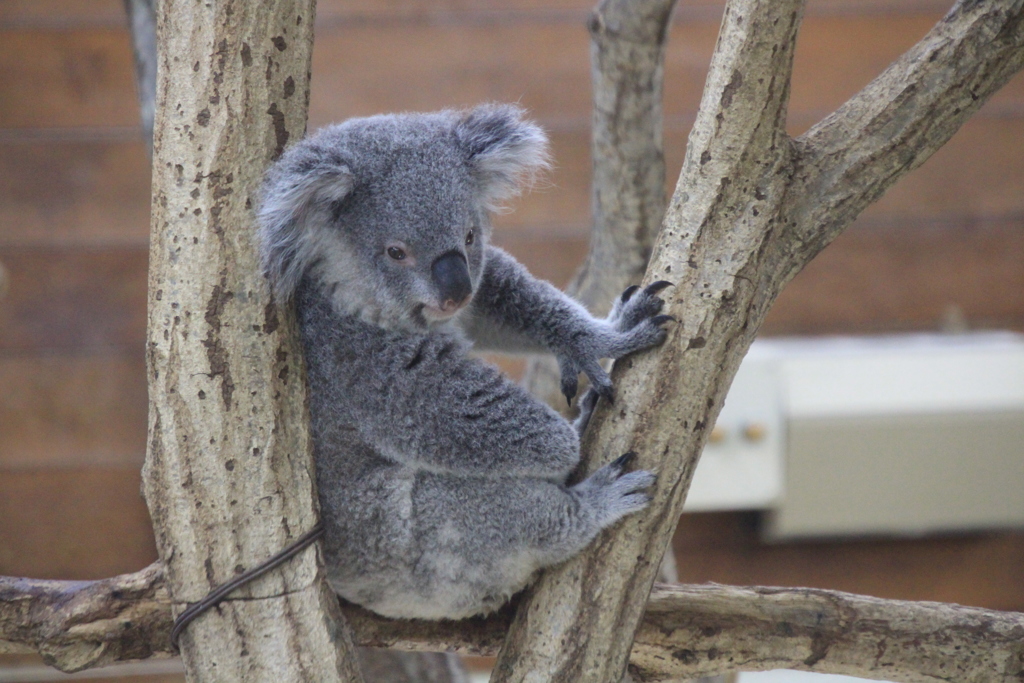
[522, 0, 677, 409]
[0, 564, 172, 672]
[142, 1, 362, 680]
[5, 569, 1024, 683]
[492, 1, 1024, 682]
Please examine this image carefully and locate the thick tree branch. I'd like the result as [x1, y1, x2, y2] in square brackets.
[788, 0, 1024, 272]
[494, 1, 807, 680]
[143, 1, 363, 680]
[4, 569, 1023, 683]
[521, 0, 677, 408]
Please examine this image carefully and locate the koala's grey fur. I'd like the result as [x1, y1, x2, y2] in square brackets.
[258, 104, 671, 620]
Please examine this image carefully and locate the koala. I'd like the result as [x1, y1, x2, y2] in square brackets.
[257, 104, 672, 620]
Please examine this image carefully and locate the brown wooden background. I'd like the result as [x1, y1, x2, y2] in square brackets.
[0, 0, 1022, 676]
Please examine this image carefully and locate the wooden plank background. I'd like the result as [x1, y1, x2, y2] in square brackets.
[0, 4, 1021, 676]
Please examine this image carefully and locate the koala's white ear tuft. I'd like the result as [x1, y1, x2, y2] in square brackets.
[456, 104, 550, 210]
[257, 159, 354, 301]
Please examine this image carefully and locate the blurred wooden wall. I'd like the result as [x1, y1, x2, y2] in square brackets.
[0, 0, 1021, 621]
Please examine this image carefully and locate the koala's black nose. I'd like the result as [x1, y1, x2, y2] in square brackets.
[431, 251, 472, 312]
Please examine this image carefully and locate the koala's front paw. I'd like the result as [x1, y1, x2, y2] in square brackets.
[608, 280, 674, 339]
[559, 281, 675, 405]
[572, 451, 656, 527]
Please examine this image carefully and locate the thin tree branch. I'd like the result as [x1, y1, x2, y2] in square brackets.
[578, 0, 678, 308]
[788, 0, 1024, 272]
[0, 564, 172, 672]
[4, 569, 1023, 683]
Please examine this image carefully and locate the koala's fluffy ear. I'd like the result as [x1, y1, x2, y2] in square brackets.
[257, 158, 353, 301]
[455, 104, 549, 210]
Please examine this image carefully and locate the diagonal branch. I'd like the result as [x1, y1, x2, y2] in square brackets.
[5, 567, 1024, 683]
[493, 1, 808, 681]
[787, 0, 1024, 272]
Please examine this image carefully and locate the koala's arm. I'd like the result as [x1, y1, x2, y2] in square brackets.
[462, 246, 672, 402]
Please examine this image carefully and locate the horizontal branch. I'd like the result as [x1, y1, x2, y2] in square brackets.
[0, 564, 172, 672]
[788, 0, 1024, 270]
[4, 565, 1022, 683]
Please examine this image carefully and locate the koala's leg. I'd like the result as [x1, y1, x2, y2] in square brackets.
[400, 461, 654, 619]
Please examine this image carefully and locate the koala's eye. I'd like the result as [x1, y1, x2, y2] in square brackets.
[386, 246, 407, 261]
[465, 229, 475, 247]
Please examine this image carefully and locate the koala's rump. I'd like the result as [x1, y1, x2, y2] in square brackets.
[317, 446, 547, 620]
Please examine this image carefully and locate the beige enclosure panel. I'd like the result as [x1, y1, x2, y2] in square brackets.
[767, 411, 1024, 539]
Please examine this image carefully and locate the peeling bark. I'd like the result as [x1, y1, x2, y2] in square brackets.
[142, 1, 362, 680]
[493, 1, 1024, 681]
[4, 570, 1023, 683]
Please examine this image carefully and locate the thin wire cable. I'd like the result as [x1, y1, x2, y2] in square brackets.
[170, 523, 325, 650]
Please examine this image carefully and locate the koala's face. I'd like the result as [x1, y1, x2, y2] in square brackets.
[321, 141, 489, 330]
[258, 105, 548, 332]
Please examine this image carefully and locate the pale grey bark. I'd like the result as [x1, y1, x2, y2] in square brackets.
[5, 569, 1024, 683]
[141, 1, 363, 680]
[492, 1, 1024, 681]
[122, 1, 465, 680]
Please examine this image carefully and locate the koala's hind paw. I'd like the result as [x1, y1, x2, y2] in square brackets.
[574, 452, 656, 527]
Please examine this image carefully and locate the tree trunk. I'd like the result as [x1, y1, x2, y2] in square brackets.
[141, 1, 363, 680]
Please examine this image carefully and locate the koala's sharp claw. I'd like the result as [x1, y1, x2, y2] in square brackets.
[620, 285, 640, 303]
[645, 280, 674, 296]
[612, 451, 637, 470]
[651, 314, 677, 326]
[596, 382, 615, 404]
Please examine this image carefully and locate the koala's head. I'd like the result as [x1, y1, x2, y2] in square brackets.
[257, 104, 548, 331]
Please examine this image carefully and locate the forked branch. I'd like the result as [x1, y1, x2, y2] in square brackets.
[495, 0, 1024, 681]
[494, 0, 809, 680]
